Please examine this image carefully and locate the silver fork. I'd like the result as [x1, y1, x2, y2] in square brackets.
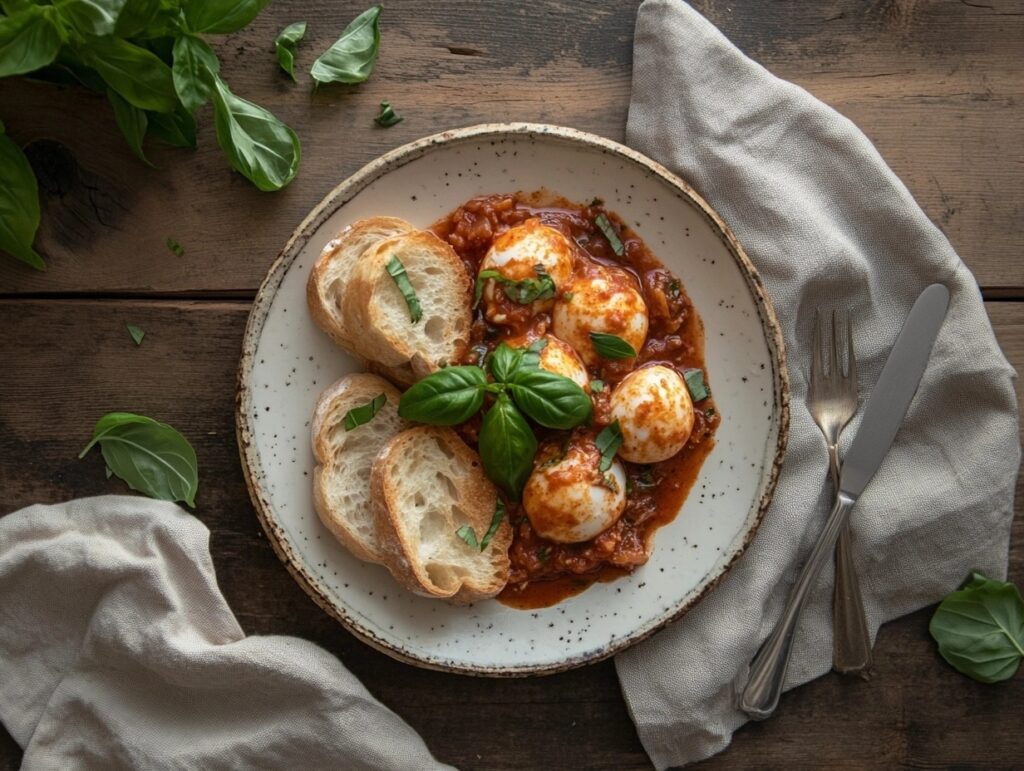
[809, 310, 872, 675]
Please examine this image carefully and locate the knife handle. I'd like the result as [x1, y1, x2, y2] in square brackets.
[739, 491, 857, 720]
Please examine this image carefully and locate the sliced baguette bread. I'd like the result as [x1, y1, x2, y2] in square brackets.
[343, 231, 472, 374]
[307, 216, 415, 353]
[371, 426, 512, 603]
[311, 373, 409, 564]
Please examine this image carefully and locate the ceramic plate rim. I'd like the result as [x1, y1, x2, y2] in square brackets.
[235, 122, 790, 676]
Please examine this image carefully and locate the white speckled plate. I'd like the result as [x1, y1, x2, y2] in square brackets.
[237, 124, 788, 676]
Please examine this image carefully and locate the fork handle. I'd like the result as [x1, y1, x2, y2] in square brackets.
[828, 443, 873, 675]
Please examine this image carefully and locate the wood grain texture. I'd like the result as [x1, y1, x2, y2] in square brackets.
[0, 298, 1020, 768]
[0, 0, 1020, 293]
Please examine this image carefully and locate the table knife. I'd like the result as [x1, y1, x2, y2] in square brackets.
[738, 282, 950, 720]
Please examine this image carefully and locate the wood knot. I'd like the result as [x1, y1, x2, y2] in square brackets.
[23, 140, 79, 198]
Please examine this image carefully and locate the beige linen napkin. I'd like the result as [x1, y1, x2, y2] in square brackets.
[616, 1, 1020, 768]
[0, 496, 452, 770]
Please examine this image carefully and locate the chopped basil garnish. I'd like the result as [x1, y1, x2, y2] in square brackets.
[126, 323, 145, 346]
[705, 407, 716, 418]
[385, 255, 422, 323]
[636, 465, 656, 489]
[590, 379, 604, 393]
[374, 101, 402, 127]
[475, 265, 556, 307]
[519, 337, 548, 370]
[479, 499, 506, 550]
[166, 237, 184, 257]
[455, 524, 479, 549]
[595, 420, 623, 472]
[684, 368, 709, 401]
[668, 279, 681, 299]
[343, 392, 386, 431]
[594, 213, 624, 256]
[537, 545, 552, 562]
[589, 332, 636, 359]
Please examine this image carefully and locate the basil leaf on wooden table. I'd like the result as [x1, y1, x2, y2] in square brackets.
[182, 0, 270, 35]
[0, 126, 45, 270]
[54, 0, 127, 37]
[589, 331, 636, 360]
[479, 392, 537, 500]
[385, 255, 422, 323]
[107, 89, 153, 166]
[343, 393, 386, 431]
[172, 34, 220, 113]
[165, 236, 185, 256]
[83, 37, 178, 112]
[594, 213, 624, 256]
[126, 322, 145, 345]
[310, 4, 382, 85]
[208, 73, 301, 191]
[398, 366, 487, 425]
[595, 421, 623, 472]
[275, 21, 306, 81]
[374, 101, 402, 127]
[0, 6, 63, 79]
[147, 107, 197, 149]
[508, 368, 592, 430]
[80, 412, 199, 507]
[929, 572, 1024, 683]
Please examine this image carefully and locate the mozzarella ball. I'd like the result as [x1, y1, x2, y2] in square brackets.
[552, 268, 648, 366]
[523, 437, 627, 543]
[480, 219, 575, 323]
[609, 365, 694, 463]
[505, 333, 589, 389]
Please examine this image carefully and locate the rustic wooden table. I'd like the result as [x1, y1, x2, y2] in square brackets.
[1, 1, 1021, 768]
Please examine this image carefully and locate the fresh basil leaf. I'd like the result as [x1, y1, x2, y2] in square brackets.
[589, 379, 604, 393]
[509, 368, 592, 430]
[518, 337, 548, 370]
[182, 0, 269, 35]
[126, 322, 145, 345]
[165, 236, 185, 256]
[114, 0, 163, 37]
[479, 392, 536, 501]
[54, 0, 127, 36]
[374, 100, 402, 127]
[0, 127, 45, 270]
[275, 21, 306, 81]
[147, 106, 197, 148]
[310, 4, 381, 85]
[480, 266, 557, 306]
[479, 499, 506, 551]
[385, 254, 422, 323]
[398, 366, 486, 425]
[455, 524, 479, 550]
[595, 420, 623, 472]
[683, 368, 709, 401]
[595, 213, 624, 256]
[172, 34, 219, 113]
[80, 411, 199, 507]
[0, 6, 63, 79]
[488, 342, 521, 384]
[343, 392, 386, 431]
[107, 89, 154, 167]
[589, 331, 636, 360]
[83, 37, 178, 113]
[929, 573, 1024, 684]
[208, 73, 301, 191]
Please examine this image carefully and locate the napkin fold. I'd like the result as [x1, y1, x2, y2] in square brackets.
[616, 1, 1019, 768]
[0, 496, 452, 770]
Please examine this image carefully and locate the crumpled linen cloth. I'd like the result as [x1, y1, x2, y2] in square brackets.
[615, 1, 1020, 768]
[0, 496, 452, 770]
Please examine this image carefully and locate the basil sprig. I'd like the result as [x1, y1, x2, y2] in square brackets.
[929, 572, 1024, 683]
[589, 331, 637, 359]
[310, 4, 382, 85]
[343, 392, 386, 431]
[385, 255, 423, 323]
[595, 420, 623, 472]
[275, 21, 307, 82]
[398, 342, 592, 498]
[80, 411, 199, 506]
[594, 213, 624, 256]
[474, 265, 557, 307]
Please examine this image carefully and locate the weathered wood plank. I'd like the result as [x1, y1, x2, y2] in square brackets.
[0, 297, 1021, 768]
[0, 0, 1019, 293]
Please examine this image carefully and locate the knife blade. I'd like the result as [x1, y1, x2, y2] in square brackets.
[739, 282, 950, 719]
[840, 283, 950, 499]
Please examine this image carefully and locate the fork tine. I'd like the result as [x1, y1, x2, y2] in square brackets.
[829, 309, 840, 380]
[845, 310, 857, 388]
[811, 309, 823, 389]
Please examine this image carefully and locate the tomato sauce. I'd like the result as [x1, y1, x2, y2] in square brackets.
[431, 190, 718, 608]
